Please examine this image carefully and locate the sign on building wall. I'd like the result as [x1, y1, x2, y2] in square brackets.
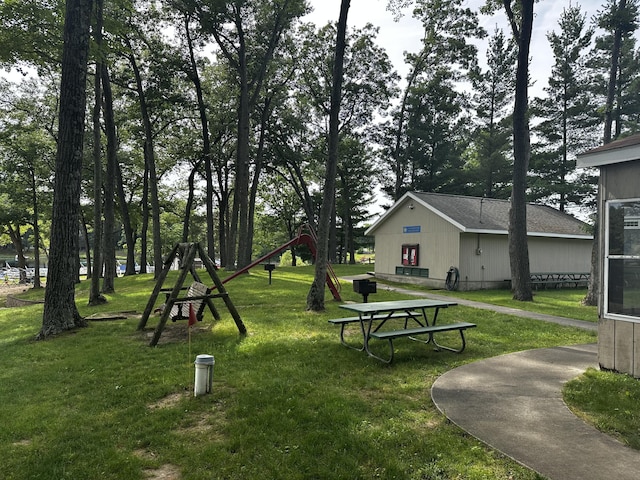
[403, 225, 421, 233]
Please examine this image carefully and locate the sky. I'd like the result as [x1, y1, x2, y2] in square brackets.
[302, 0, 610, 99]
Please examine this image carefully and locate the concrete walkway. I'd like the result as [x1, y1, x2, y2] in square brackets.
[432, 344, 640, 480]
[341, 277, 640, 479]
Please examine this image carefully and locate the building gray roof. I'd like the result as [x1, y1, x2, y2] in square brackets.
[366, 192, 592, 239]
[577, 133, 640, 168]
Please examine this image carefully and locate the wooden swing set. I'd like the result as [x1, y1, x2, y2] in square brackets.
[136, 242, 246, 347]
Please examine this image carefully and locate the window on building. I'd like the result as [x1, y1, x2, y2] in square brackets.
[606, 199, 640, 319]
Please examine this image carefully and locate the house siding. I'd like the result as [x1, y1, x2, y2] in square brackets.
[373, 199, 460, 288]
[529, 237, 592, 272]
[369, 193, 592, 291]
[458, 234, 511, 290]
[456, 234, 592, 290]
[597, 160, 640, 377]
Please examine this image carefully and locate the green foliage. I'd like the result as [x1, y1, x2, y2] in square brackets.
[0, 0, 65, 70]
[530, 3, 600, 212]
[464, 27, 515, 199]
[0, 266, 598, 479]
[383, 0, 486, 199]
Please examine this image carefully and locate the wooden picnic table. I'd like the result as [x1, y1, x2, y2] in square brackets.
[331, 299, 475, 363]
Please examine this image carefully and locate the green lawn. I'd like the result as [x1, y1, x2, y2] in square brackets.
[393, 283, 599, 323]
[0, 265, 603, 479]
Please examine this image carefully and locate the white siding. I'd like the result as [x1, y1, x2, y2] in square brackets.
[373, 199, 461, 281]
[459, 234, 511, 288]
[370, 197, 592, 290]
[528, 237, 592, 272]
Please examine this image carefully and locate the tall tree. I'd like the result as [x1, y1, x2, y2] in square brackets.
[306, 0, 350, 311]
[198, 0, 308, 270]
[385, 0, 485, 200]
[484, 0, 534, 301]
[465, 27, 515, 199]
[530, 4, 599, 212]
[101, 62, 118, 292]
[38, 0, 93, 339]
[89, 0, 106, 305]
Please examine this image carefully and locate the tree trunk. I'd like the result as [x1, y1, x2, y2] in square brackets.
[185, 14, 215, 260]
[583, 214, 600, 306]
[29, 166, 42, 289]
[115, 161, 136, 275]
[307, 0, 350, 311]
[81, 210, 92, 279]
[139, 161, 150, 273]
[508, 0, 534, 302]
[182, 162, 199, 242]
[604, 0, 627, 144]
[233, 59, 251, 269]
[247, 100, 271, 262]
[89, 1, 105, 306]
[39, 0, 92, 339]
[128, 46, 162, 277]
[101, 62, 117, 293]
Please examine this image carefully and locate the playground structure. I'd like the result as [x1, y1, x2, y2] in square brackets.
[137, 227, 341, 345]
[137, 242, 246, 347]
[218, 225, 342, 301]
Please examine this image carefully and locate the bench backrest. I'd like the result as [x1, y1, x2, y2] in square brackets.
[169, 281, 209, 319]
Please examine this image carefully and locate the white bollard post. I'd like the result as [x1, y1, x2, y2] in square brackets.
[194, 354, 214, 396]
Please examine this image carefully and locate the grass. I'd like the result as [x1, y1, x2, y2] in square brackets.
[564, 368, 640, 450]
[389, 282, 599, 323]
[0, 265, 602, 479]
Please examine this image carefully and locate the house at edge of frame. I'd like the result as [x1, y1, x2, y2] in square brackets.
[365, 192, 593, 291]
[577, 133, 640, 378]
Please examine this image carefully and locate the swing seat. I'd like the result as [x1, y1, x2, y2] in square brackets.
[167, 282, 210, 322]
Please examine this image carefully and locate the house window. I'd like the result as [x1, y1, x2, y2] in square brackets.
[605, 199, 640, 319]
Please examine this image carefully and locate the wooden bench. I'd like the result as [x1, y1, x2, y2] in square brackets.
[161, 282, 211, 322]
[368, 322, 477, 363]
[328, 311, 422, 351]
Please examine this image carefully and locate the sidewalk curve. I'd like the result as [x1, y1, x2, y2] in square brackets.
[431, 344, 640, 480]
[340, 277, 639, 478]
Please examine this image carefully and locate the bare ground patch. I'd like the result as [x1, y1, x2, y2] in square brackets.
[137, 322, 211, 345]
[143, 464, 182, 480]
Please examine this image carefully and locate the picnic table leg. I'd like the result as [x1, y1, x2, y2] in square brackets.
[360, 314, 395, 364]
[338, 322, 365, 351]
[431, 328, 469, 353]
[403, 310, 424, 329]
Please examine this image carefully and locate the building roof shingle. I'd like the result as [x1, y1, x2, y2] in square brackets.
[366, 192, 592, 239]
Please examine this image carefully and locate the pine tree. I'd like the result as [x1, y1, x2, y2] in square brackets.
[465, 27, 515, 199]
[530, 4, 599, 212]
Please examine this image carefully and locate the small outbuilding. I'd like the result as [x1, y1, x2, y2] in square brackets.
[577, 133, 640, 377]
[365, 192, 593, 291]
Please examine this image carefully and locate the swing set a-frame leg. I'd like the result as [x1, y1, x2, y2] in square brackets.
[197, 244, 246, 335]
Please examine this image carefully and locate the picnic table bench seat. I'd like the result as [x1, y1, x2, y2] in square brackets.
[328, 311, 421, 351]
[368, 322, 477, 364]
